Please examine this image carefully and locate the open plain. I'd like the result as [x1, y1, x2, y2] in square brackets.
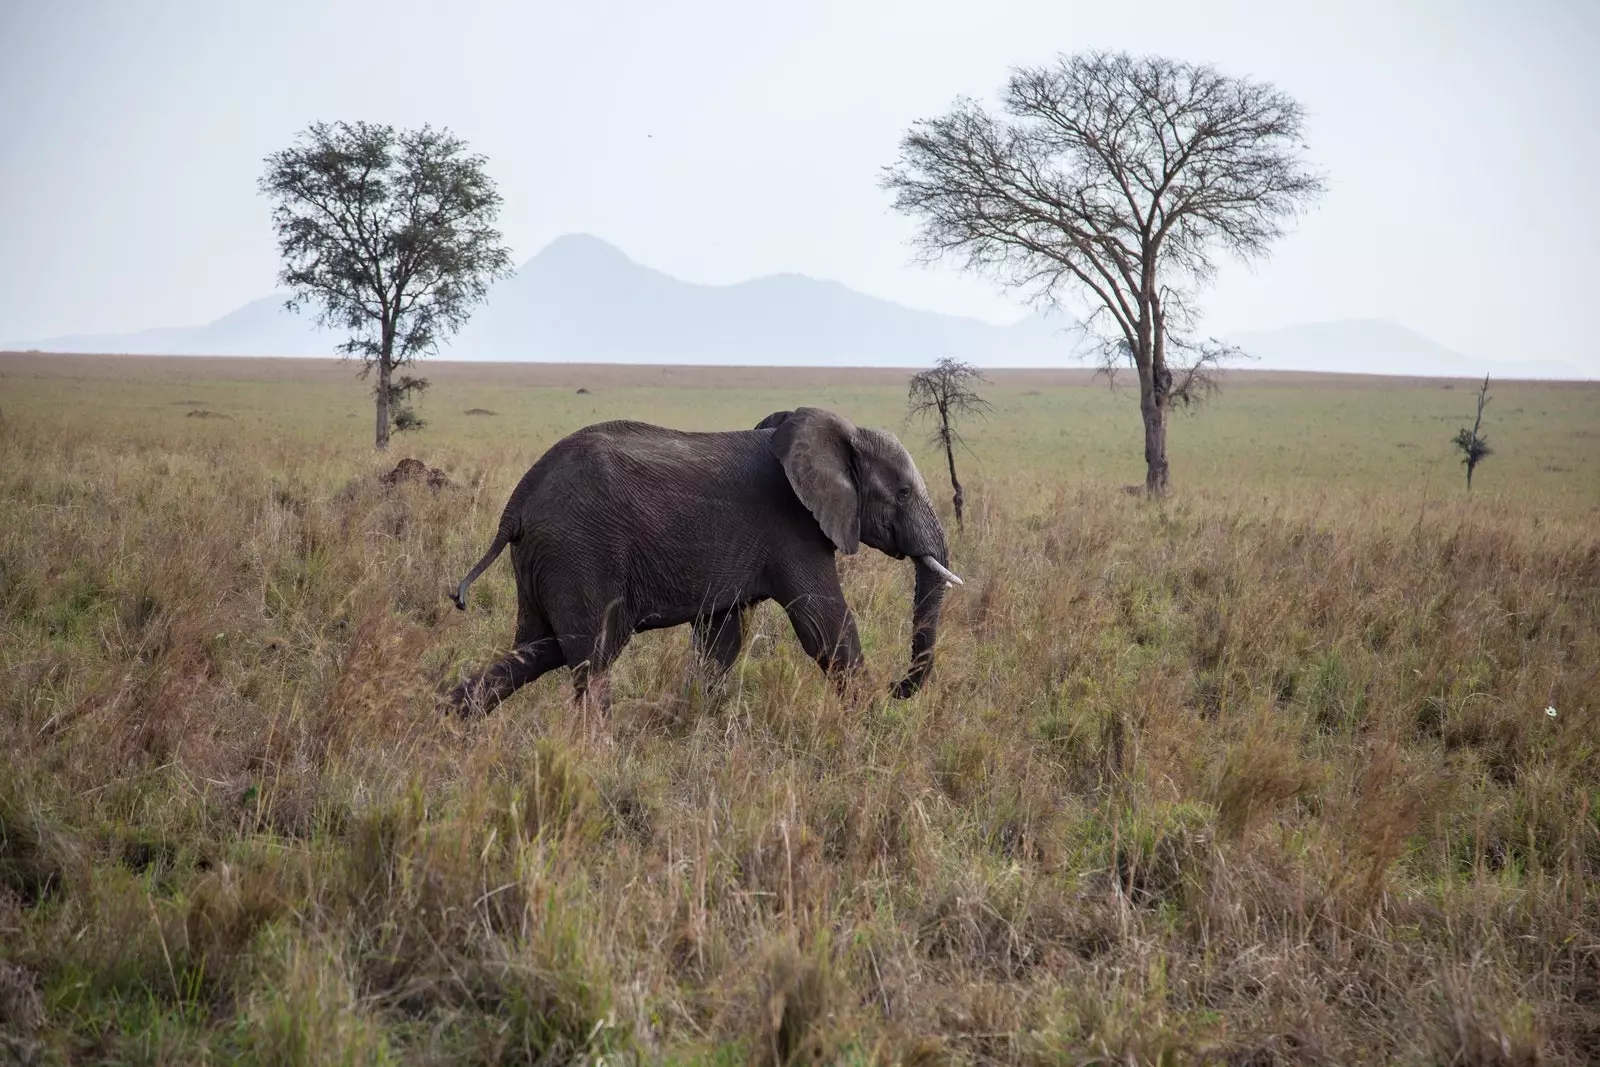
[1, 352, 1598, 1064]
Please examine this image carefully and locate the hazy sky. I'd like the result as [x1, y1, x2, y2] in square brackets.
[2, 0, 1596, 372]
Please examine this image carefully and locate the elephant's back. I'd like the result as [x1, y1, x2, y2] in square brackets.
[526, 422, 780, 528]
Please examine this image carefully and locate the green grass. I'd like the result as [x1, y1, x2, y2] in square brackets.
[7, 354, 1598, 496]
[0, 353, 1597, 1065]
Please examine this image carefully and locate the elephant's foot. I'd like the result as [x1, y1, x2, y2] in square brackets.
[889, 674, 929, 700]
[445, 678, 489, 718]
[823, 662, 870, 702]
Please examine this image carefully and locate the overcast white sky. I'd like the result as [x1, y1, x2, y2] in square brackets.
[1, 0, 1596, 371]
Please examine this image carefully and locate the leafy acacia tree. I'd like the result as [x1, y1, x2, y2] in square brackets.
[907, 357, 991, 531]
[261, 121, 512, 449]
[1451, 374, 1493, 490]
[884, 51, 1324, 493]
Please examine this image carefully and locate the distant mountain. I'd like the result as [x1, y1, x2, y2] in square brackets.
[8, 236, 1589, 378]
[7, 234, 1091, 368]
[1225, 319, 1588, 380]
[10, 294, 343, 358]
[20, 323, 200, 355]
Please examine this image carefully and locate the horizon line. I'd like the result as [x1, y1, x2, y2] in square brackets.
[2, 350, 1593, 383]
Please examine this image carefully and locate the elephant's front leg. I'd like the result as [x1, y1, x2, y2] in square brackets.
[778, 576, 864, 695]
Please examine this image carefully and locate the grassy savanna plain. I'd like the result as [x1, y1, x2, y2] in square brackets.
[1, 352, 1597, 1065]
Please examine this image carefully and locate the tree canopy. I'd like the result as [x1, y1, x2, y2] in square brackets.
[885, 51, 1324, 492]
[261, 121, 513, 448]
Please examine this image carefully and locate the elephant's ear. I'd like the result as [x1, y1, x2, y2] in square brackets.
[753, 410, 793, 431]
[767, 407, 860, 554]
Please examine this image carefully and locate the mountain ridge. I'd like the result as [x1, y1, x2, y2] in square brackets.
[7, 234, 1589, 379]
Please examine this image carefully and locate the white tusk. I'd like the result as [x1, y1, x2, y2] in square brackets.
[919, 556, 964, 586]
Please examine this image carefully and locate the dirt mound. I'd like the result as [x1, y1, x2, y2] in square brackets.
[463, 408, 497, 416]
[185, 409, 228, 419]
[380, 457, 453, 491]
[575, 387, 591, 395]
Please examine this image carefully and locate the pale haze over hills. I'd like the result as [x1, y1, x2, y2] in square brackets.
[11, 234, 1587, 379]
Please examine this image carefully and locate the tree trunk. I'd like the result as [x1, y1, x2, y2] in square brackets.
[375, 357, 391, 451]
[1466, 461, 1474, 492]
[942, 428, 964, 532]
[1141, 389, 1168, 495]
[1138, 294, 1170, 495]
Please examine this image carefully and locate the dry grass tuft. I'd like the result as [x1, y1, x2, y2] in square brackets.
[239, 936, 396, 1066]
[1430, 967, 1547, 1067]
[0, 960, 44, 1033]
[1210, 720, 1323, 840]
[739, 932, 842, 1066]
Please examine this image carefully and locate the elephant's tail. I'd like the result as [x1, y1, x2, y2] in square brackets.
[451, 508, 520, 611]
[450, 532, 509, 611]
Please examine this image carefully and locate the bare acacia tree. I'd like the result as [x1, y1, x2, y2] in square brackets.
[261, 121, 513, 449]
[1451, 375, 1493, 490]
[907, 357, 992, 530]
[884, 51, 1324, 493]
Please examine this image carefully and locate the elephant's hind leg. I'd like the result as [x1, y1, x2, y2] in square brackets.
[567, 655, 617, 741]
[557, 596, 632, 725]
[449, 637, 566, 717]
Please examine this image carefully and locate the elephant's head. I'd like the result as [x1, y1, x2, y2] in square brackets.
[765, 406, 960, 697]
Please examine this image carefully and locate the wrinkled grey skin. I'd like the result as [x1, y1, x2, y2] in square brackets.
[447, 406, 954, 716]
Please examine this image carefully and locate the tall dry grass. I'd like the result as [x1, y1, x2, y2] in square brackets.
[1, 409, 1597, 1065]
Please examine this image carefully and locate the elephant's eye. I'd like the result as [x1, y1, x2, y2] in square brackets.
[896, 485, 911, 502]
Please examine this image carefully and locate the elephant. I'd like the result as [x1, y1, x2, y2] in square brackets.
[446, 406, 962, 717]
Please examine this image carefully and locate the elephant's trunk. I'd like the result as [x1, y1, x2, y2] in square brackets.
[892, 555, 949, 698]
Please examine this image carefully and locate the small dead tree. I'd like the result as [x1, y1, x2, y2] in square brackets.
[907, 357, 992, 531]
[1451, 374, 1493, 490]
[884, 51, 1324, 494]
